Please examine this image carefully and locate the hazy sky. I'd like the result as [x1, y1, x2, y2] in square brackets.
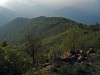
[0, 0, 99, 17]
[0, 0, 99, 9]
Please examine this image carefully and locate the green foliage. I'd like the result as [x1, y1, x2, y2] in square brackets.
[42, 25, 100, 53]
[0, 16, 100, 75]
[0, 17, 78, 44]
[51, 62, 99, 75]
[0, 45, 32, 75]
[0, 41, 8, 47]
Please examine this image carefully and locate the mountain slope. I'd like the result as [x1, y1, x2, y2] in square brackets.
[42, 26, 100, 52]
[0, 6, 17, 26]
[0, 16, 100, 51]
[0, 16, 78, 43]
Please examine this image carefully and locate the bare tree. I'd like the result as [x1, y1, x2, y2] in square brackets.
[25, 32, 41, 67]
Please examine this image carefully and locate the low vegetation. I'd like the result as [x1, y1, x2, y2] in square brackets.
[0, 17, 100, 75]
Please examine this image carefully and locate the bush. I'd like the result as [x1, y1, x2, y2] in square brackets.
[0, 46, 32, 75]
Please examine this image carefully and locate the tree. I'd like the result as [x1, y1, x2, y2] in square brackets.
[0, 46, 32, 75]
[25, 32, 41, 67]
[0, 41, 8, 47]
[95, 22, 99, 26]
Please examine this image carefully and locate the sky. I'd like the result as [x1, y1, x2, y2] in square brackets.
[0, 0, 99, 9]
[0, 0, 100, 17]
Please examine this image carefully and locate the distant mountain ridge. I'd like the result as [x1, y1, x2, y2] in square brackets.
[0, 6, 17, 26]
[0, 5, 100, 26]
[50, 7, 100, 24]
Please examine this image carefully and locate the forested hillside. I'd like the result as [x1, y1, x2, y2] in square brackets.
[0, 16, 77, 44]
[0, 16, 100, 75]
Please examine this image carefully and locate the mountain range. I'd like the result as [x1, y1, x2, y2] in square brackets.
[0, 16, 78, 43]
[50, 7, 100, 24]
[0, 16, 100, 67]
[0, 6, 100, 26]
[0, 6, 17, 26]
[0, 16, 100, 75]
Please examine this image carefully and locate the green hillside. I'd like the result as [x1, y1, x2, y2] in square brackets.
[42, 26, 100, 52]
[0, 16, 100, 75]
[0, 16, 78, 44]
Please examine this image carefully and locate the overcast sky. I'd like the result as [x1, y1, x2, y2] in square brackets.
[0, 0, 99, 9]
[0, 0, 99, 17]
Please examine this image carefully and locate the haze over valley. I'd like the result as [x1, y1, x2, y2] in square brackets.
[0, 0, 100, 25]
